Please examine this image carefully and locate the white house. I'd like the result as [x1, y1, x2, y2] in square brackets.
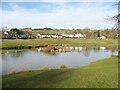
[51, 34, 63, 38]
[36, 33, 86, 38]
[116, 34, 119, 37]
[37, 34, 42, 38]
[4, 31, 8, 35]
[44, 34, 51, 38]
[36, 34, 63, 38]
[62, 34, 73, 38]
[99, 36, 106, 39]
[62, 33, 86, 38]
[74, 33, 85, 38]
[36, 34, 51, 38]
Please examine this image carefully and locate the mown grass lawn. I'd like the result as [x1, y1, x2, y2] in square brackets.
[2, 56, 118, 88]
[2, 38, 118, 49]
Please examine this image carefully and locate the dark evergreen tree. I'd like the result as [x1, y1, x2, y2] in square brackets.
[97, 30, 100, 37]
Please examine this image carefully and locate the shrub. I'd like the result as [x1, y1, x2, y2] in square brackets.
[60, 64, 67, 69]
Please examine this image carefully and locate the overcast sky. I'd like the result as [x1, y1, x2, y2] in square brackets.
[1, 1, 118, 29]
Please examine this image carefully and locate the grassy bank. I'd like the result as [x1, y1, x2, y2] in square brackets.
[2, 38, 118, 49]
[3, 56, 118, 88]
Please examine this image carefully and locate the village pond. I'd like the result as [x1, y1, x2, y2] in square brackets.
[1, 46, 118, 74]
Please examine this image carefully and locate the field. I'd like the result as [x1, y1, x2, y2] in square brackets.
[2, 56, 118, 88]
[2, 38, 118, 49]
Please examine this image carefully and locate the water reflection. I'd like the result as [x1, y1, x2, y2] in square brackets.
[10, 51, 24, 58]
[1, 47, 118, 57]
[41, 52, 59, 56]
[100, 47, 106, 50]
[2, 50, 28, 59]
[2, 47, 118, 74]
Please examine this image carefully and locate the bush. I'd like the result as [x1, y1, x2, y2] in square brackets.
[60, 64, 67, 69]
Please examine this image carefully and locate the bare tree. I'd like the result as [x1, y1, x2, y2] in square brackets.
[111, 1, 120, 29]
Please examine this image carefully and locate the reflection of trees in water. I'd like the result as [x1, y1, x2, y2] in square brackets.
[43, 52, 59, 56]
[104, 47, 118, 53]
[77, 50, 82, 54]
[93, 47, 100, 53]
[110, 49, 117, 53]
[2, 54, 6, 60]
[10, 50, 25, 58]
[2, 50, 27, 58]
[82, 47, 91, 57]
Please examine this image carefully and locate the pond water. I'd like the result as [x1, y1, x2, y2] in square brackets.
[1, 47, 118, 74]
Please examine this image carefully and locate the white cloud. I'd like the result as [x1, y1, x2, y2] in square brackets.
[2, 3, 117, 29]
[2, 0, 119, 2]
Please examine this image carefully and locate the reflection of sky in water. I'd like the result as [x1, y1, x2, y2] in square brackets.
[2, 47, 118, 74]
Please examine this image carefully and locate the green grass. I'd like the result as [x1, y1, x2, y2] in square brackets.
[2, 38, 118, 49]
[2, 56, 118, 88]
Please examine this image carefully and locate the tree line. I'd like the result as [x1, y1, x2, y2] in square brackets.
[1, 28, 118, 39]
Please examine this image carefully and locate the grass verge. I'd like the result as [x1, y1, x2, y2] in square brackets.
[2, 38, 118, 49]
